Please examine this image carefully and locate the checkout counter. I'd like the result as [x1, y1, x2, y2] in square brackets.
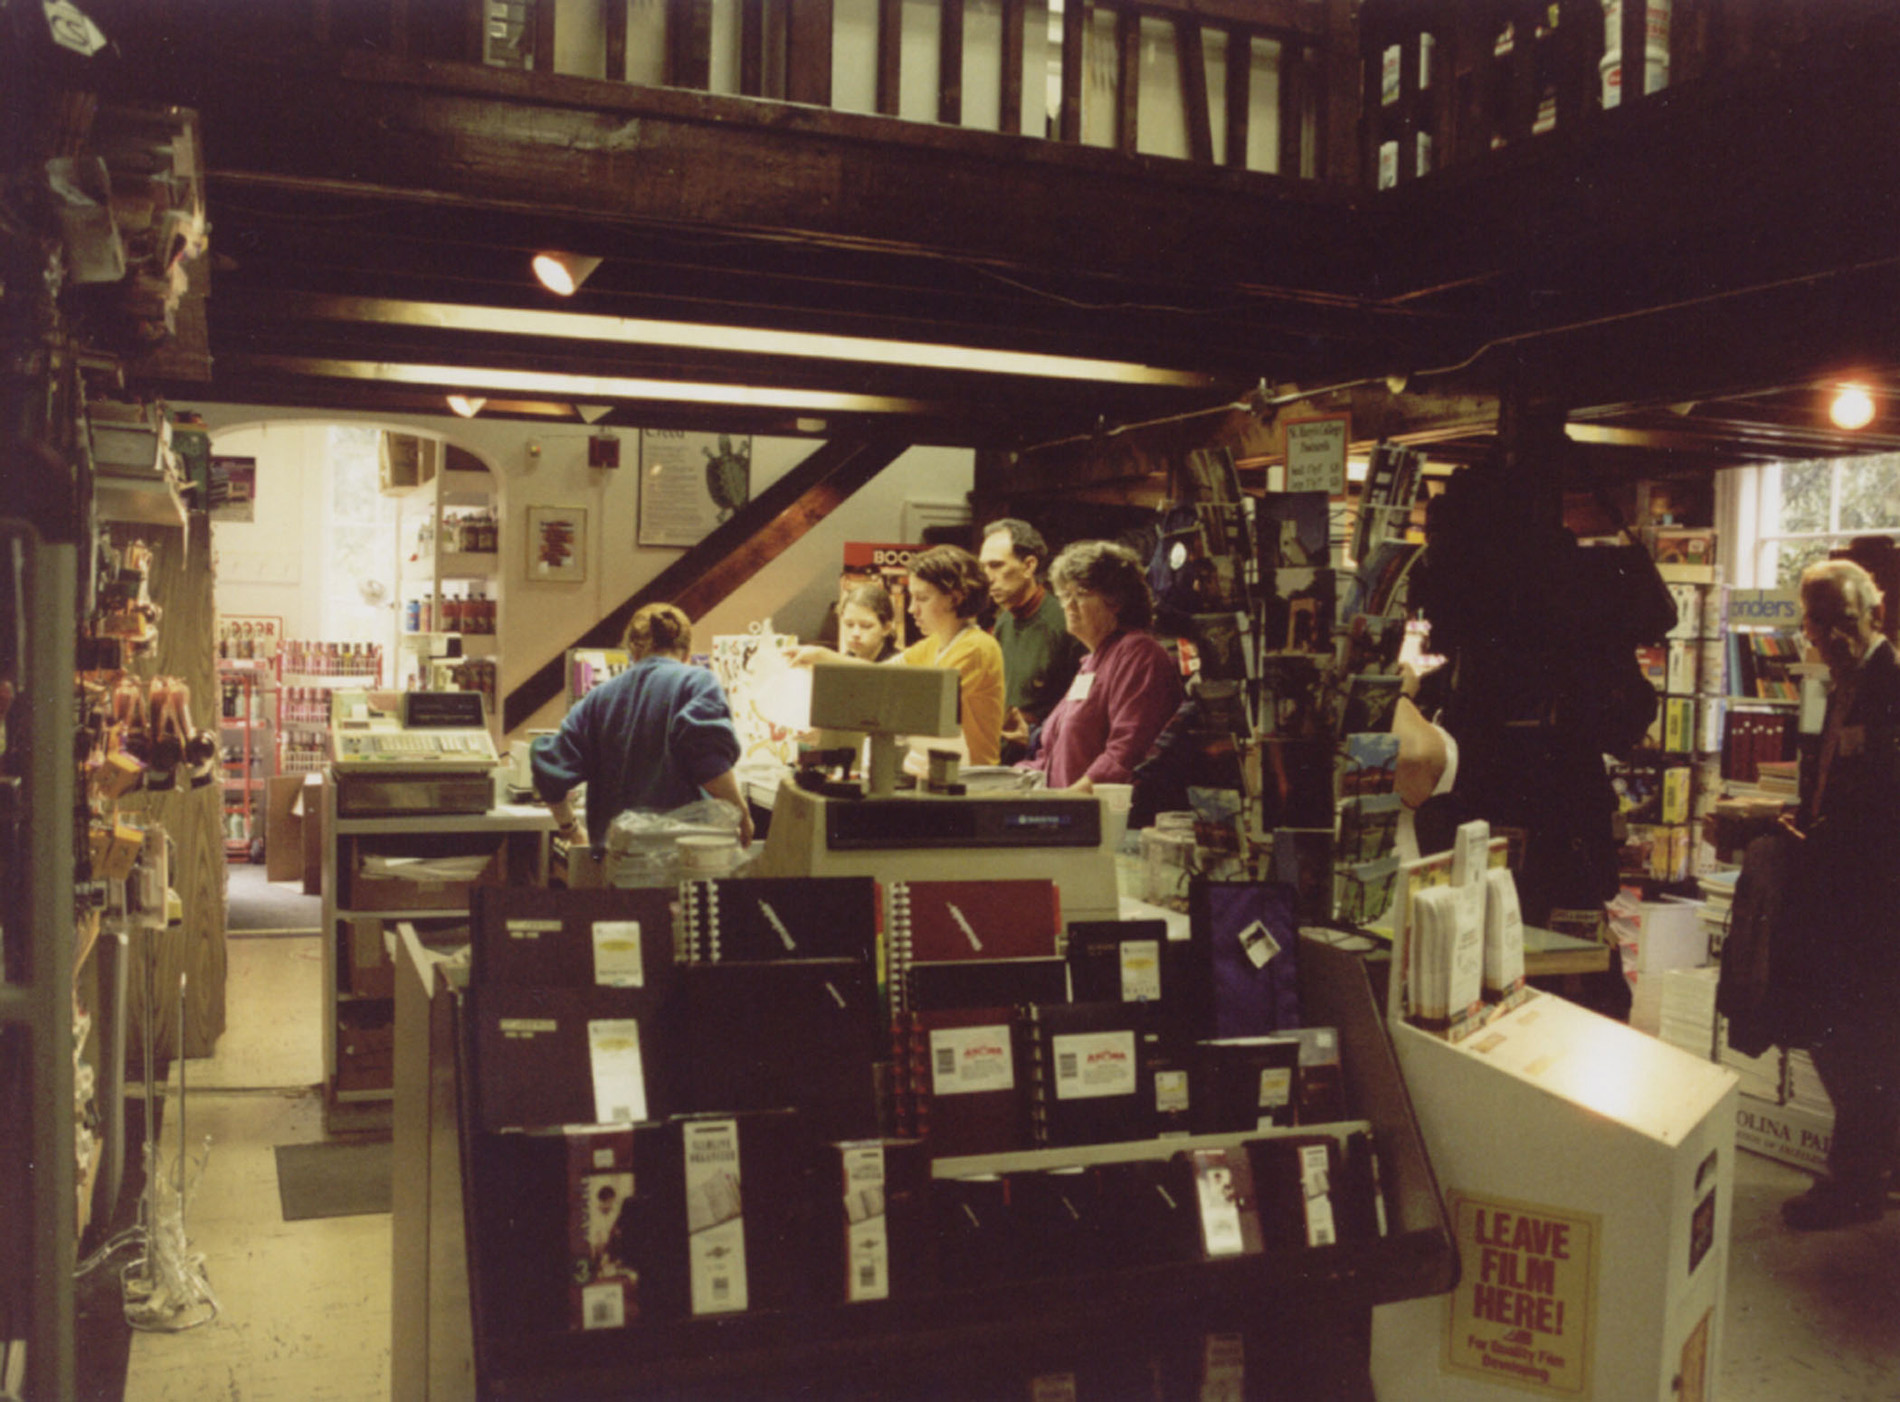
[319, 689, 552, 1131]
[748, 662, 1123, 925]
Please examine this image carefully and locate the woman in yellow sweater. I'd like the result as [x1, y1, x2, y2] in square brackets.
[897, 545, 1005, 766]
[792, 544, 1004, 767]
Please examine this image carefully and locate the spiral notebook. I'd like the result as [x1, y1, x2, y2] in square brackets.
[886, 879, 1062, 1017]
[680, 876, 879, 966]
[892, 1004, 1031, 1158]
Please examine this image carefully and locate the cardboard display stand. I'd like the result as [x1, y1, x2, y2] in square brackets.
[1370, 989, 1738, 1402]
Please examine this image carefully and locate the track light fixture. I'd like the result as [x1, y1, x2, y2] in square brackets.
[532, 251, 602, 297]
[447, 394, 486, 418]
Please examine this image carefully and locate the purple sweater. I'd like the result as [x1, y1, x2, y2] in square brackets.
[1025, 628, 1184, 788]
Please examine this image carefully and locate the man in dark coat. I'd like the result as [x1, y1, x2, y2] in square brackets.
[1779, 559, 1900, 1230]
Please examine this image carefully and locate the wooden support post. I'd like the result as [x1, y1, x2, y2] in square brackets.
[786, 0, 833, 105]
[605, 0, 629, 82]
[1175, 18, 1214, 164]
[740, 0, 766, 96]
[877, 0, 903, 116]
[939, 0, 965, 125]
[1115, 7, 1141, 154]
[532, 0, 556, 74]
[1000, 0, 1026, 135]
[1059, 0, 1087, 143]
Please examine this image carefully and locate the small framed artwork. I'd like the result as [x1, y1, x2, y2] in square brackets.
[527, 505, 586, 583]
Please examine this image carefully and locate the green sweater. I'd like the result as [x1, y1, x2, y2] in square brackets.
[994, 588, 1086, 721]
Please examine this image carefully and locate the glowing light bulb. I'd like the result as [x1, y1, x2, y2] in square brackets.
[1831, 385, 1875, 431]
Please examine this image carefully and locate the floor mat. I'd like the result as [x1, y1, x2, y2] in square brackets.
[273, 1139, 393, 1221]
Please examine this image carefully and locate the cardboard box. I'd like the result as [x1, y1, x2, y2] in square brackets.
[348, 918, 394, 999]
[266, 775, 305, 883]
[345, 838, 505, 913]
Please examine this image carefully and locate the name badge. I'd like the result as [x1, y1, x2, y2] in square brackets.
[1066, 671, 1095, 703]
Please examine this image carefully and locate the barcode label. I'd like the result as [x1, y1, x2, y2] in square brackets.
[712, 1274, 729, 1300]
[579, 1282, 625, 1330]
[1058, 1052, 1079, 1079]
[858, 1263, 877, 1287]
[936, 1046, 957, 1078]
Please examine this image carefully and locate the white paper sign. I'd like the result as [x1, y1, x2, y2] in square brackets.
[1052, 1030, 1138, 1100]
[1284, 416, 1349, 495]
[586, 1018, 647, 1124]
[591, 920, 644, 987]
[1119, 939, 1162, 1002]
[930, 1024, 1014, 1094]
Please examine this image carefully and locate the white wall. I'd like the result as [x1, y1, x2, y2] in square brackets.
[183, 404, 972, 737]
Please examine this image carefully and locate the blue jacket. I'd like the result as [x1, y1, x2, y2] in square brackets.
[531, 656, 741, 847]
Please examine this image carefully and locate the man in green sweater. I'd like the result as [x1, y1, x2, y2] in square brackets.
[980, 518, 1086, 762]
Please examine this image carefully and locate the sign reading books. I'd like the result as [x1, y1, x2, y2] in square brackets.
[1444, 1191, 1600, 1397]
[1282, 415, 1349, 495]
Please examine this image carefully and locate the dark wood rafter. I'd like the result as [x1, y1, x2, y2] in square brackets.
[502, 435, 913, 730]
[939, 0, 965, 126]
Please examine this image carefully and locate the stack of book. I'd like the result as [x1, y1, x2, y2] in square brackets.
[1658, 966, 1719, 1059]
[1697, 869, 1737, 960]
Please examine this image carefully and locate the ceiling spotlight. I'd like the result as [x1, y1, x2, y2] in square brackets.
[1830, 384, 1876, 431]
[575, 404, 614, 425]
[447, 394, 486, 418]
[532, 251, 602, 297]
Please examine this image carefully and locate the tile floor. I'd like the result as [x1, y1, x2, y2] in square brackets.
[108, 878, 1900, 1402]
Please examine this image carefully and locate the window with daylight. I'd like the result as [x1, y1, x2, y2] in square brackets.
[1723, 453, 1900, 591]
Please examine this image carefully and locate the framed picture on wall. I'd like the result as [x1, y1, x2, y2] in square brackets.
[638, 430, 752, 546]
[526, 505, 586, 583]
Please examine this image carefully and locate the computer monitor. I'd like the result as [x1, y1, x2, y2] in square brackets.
[807, 662, 959, 796]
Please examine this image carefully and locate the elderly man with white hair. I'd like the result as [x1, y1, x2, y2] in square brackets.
[1777, 557, 1900, 1230]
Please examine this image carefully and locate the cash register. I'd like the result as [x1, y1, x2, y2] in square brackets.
[753, 663, 1120, 923]
[330, 689, 500, 816]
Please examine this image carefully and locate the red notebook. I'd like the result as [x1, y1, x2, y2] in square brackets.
[886, 879, 1062, 1016]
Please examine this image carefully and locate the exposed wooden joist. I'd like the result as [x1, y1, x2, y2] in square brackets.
[503, 435, 913, 731]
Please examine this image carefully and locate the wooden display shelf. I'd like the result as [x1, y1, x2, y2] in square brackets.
[436, 937, 1452, 1401]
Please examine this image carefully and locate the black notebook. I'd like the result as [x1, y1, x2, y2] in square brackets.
[469, 983, 673, 1134]
[681, 875, 879, 965]
[674, 958, 881, 1142]
[1017, 1001, 1156, 1148]
[470, 886, 678, 991]
[906, 957, 1068, 1013]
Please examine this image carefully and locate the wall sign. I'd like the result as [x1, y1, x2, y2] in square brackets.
[638, 430, 752, 547]
[1283, 416, 1349, 495]
[527, 505, 587, 583]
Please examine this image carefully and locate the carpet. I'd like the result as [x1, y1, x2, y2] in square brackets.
[274, 1139, 393, 1221]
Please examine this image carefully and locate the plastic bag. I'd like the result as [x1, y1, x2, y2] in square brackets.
[603, 797, 747, 887]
